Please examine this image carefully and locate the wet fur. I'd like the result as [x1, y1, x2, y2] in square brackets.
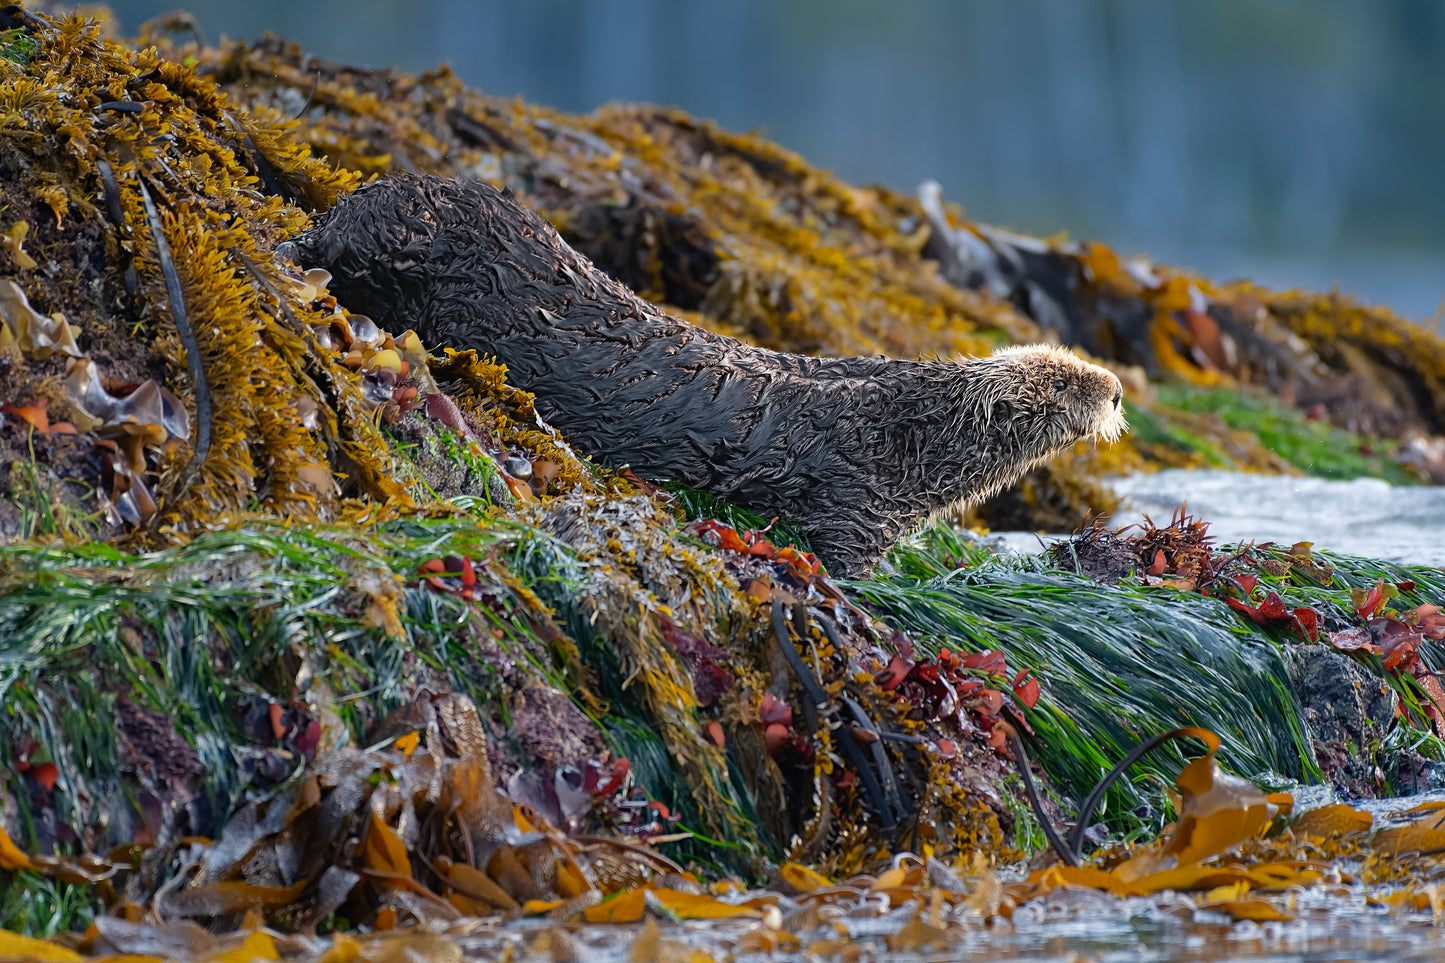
[282, 175, 1126, 576]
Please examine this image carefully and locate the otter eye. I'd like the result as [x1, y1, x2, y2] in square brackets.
[1052, 378, 1066, 391]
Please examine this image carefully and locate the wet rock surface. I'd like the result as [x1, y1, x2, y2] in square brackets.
[1286, 644, 1398, 795]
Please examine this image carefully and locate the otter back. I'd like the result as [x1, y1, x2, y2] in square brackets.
[284, 175, 1125, 576]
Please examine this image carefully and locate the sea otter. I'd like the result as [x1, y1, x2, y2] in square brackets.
[280, 175, 1126, 576]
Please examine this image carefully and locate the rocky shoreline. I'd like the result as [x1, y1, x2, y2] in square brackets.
[0, 4, 1443, 942]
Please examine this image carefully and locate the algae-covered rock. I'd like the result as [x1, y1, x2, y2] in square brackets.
[0, 2, 1443, 941]
[192, 26, 1445, 507]
[0, 6, 1028, 922]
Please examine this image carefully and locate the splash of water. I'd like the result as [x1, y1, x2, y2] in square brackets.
[1111, 470, 1445, 567]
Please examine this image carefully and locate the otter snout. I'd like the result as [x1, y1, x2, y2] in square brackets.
[1102, 376, 1128, 443]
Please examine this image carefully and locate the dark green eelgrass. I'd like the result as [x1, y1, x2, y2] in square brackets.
[0, 28, 37, 67]
[860, 525, 1318, 838]
[0, 515, 733, 931]
[0, 521, 540, 835]
[1144, 385, 1421, 485]
[663, 483, 814, 554]
[864, 525, 1445, 835]
[0, 872, 96, 939]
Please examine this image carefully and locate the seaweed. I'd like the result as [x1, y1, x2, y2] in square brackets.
[1148, 383, 1422, 485]
[0, 5, 1443, 944]
[858, 535, 1316, 839]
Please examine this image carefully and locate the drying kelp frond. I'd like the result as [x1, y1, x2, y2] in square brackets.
[15, 707, 1445, 958]
[0, 678, 736, 933]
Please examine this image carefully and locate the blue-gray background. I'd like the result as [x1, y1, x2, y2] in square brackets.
[94, 0, 1444, 326]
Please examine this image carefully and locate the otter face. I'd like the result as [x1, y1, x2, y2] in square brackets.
[975, 344, 1127, 457]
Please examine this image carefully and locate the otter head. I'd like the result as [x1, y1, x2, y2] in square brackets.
[969, 343, 1127, 461]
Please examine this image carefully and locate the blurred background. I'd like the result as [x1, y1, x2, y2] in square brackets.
[95, 0, 1444, 327]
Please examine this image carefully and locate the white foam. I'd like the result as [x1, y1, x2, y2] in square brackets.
[993, 470, 1445, 567]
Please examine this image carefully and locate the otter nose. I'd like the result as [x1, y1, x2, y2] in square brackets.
[1112, 385, 1122, 408]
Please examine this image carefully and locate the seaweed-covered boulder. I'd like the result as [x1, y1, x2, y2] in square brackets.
[1, 3, 1444, 942]
[0, 7, 1046, 924]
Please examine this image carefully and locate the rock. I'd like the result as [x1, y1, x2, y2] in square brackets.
[506, 685, 607, 770]
[1284, 644, 1404, 796]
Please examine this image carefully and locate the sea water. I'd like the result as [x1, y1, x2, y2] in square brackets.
[1112, 470, 1445, 568]
[991, 470, 1445, 568]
